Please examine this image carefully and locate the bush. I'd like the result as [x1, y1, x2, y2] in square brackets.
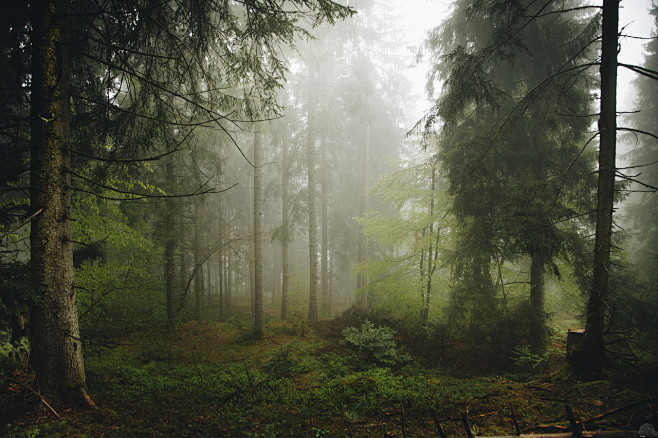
[341, 320, 399, 367]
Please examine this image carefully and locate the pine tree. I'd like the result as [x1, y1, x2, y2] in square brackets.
[422, 0, 598, 347]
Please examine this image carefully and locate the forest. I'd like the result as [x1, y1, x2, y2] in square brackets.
[1, 0, 657, 436]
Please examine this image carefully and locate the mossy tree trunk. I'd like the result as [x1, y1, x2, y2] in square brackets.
[29, 0, 94, 407]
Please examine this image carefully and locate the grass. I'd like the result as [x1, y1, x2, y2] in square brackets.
[2, 310, 656, 437]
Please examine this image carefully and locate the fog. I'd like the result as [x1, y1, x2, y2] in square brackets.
[1, 0, 657, 434]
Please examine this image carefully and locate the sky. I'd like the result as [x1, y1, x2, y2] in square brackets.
[388, 0, 656, 126]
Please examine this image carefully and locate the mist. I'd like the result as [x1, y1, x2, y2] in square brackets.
[1, 0, 657, 435]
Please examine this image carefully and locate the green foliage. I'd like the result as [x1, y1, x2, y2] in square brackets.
[341, 320, 400, 367]
[357, 152, 454, 322]
[512, 334, 566, 374]
[0, 333, 29, 368]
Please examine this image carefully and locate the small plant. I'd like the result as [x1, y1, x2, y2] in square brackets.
[341, 320, 399, 366]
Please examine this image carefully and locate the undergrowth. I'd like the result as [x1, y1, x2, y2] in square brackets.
[2, 318, 655, 437]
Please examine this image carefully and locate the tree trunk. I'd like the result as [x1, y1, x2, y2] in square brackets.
[281, 141, 290, 320]
[307, 96, 319, 322]
[218, 210, 224, 320]
[206, 256, 212, 307]
[529, 251, 546, 352]
[226, 241, 232, 316]
[578, 0, 619, 377]
[193, 203, 202, 319]
[253, 129, 264, 337]
[321, 138, 330, 316]
[164, 158, 176, 333]
[421, 165, 437, 324]
[356, 121, 371, 308]
[29, 0, 94, 407]
[180, 245, 188, 311]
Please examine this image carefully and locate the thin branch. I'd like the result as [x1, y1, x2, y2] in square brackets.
[618, 63, 658, 81]
[0, 209, 43, 239]
[618, 127, 658, 143]
[615, 172, 658, 192]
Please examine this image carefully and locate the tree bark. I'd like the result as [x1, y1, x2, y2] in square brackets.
[29, 0, 94, 407]
[307, 95, 319, 322]
[253, 129, 264, 337]
[577, 0, 619, 377]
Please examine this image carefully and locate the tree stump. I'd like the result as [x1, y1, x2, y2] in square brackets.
[567, 329, 586, 362]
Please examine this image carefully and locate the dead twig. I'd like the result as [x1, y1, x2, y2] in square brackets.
[462, 409, 475, 438]
[511, 405, 521, 436]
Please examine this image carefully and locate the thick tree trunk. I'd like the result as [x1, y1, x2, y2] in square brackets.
[281, 142, 290, 320]
[578, 0, 619, 377]
[253, 129, 264, 337]
[307, 99, 319, 322]
[529, 251, 546, 352]
[29, 0, 94, 407]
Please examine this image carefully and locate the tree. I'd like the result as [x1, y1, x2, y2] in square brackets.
[253, 128, 265, 337]
[579, 0, 619, 377]
[307, 84, 320, 323]
[357, 151, 453, 324]
[421, 0, 598, 348]
[29, 0, 94, 406]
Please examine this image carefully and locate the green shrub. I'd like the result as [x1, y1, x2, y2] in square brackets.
[341, 320, 399, 367]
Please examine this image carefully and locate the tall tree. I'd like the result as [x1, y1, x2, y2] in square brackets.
[307, 86, 320, 322]
[29, 0, 94, 407]
[579, 0, 619, 376]
[253, 128, 264, 337]
[280, 130, 291, 320]
[320, 136, 330, 315]
[421, 0, 598, 347]
[164, 154, 177, 333]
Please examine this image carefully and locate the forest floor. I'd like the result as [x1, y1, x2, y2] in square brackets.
[2, 306, 657, 437]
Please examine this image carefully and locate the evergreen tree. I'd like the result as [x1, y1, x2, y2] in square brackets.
[422, 0, 598, 347]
